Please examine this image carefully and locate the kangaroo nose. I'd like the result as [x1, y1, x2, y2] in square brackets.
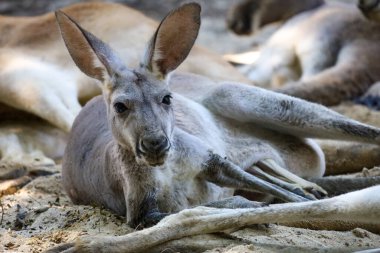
[141, 136, 169, 153]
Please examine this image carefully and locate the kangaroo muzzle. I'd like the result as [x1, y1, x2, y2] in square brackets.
[138, 135, 170, 166]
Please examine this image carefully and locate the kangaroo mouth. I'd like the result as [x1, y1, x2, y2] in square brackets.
[136, 144, 170, 167]
[142, 152, 169, 167]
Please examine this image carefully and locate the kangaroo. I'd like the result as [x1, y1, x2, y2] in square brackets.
[359, 0, 380, 21]
[0, 2, 249, 132]
[227, 0, 324, 35]
[56, 2, 380, 232]
[227, 0, 380, 106]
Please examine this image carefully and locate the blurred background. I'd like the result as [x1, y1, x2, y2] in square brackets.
[0, 0, 356, 55]
[0, 0, 260, 54]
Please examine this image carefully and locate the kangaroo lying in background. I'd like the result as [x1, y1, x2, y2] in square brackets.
[227, 0, 324, 35]
[0, 2, 249, 132]
[227, 0, 380, 106]
[57, 2, 380, 230]
[359, 0, 380, 21]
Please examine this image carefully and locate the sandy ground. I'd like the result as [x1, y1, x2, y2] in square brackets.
[0, 173, 131, 252]
[1, 0, 380, 253]
[1, 169, 380, 253]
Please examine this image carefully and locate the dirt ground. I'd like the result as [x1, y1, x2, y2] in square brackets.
[1, 0, 380, 253]
[2, 169, 380, 253]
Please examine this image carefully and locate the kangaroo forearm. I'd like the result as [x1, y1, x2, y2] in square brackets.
[123, 171, 162, 228]
[125, 192, 168, 228]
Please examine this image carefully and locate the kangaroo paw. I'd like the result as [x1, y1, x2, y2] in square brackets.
[255, 159, 327, 200]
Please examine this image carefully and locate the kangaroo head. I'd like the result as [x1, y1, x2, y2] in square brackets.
[56, 3, 201, 167]
[227, 0, 324, 35]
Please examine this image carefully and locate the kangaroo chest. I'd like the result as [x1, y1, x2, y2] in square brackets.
[152, 166, 233, 212]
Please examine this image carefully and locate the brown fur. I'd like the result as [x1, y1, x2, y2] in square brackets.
[359, 0, 380, 22]
[227, 0, 324, 35]
[228, 0, 380, 106]
[0, 2, 249, 83]
[0, 2, 250, 132]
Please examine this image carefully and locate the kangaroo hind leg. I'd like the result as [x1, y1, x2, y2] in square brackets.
[253, 159, 327, 199]
[203, 82, 380, 144]
[202, 196, 265, 209]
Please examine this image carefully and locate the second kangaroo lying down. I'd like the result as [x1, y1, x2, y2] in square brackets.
[359, 0, 380, 22]
[58, 3, 380, 227]
[228, 0, 380, 106]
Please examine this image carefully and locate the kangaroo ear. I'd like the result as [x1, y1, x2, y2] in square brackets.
[142, 3, 201, 79]
[55, 11, 125, 84]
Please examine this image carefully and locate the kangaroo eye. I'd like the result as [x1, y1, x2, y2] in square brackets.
[162, 95, 172, 105]
[114, 102, 128, 113]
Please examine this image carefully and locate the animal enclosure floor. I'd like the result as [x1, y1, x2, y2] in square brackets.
[1, 169, 380, 253]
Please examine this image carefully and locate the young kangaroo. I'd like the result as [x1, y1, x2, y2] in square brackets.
[58, 3, 380, 228]
[228, 0, 380, 106]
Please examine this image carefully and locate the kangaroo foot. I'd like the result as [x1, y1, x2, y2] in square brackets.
[252, 159, 327, 200]
[202, 153, 310, 203]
